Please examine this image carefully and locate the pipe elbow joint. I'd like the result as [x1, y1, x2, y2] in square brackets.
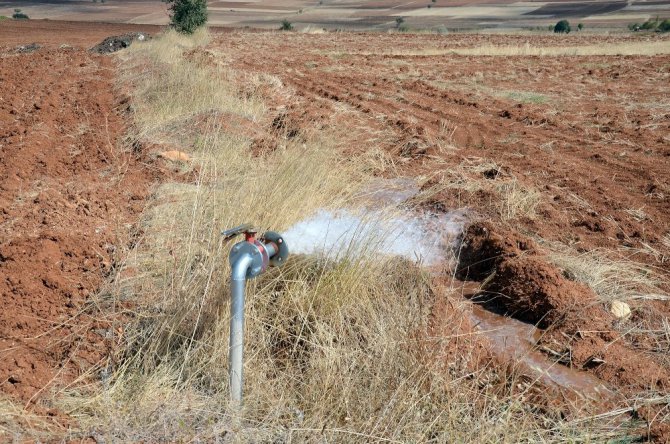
[231, 253, 254, 281]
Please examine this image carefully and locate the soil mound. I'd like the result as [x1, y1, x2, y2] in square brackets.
[14, 43, 40, 53]
[90, 32, 149, 54]
[456, 221, 535, 281]
[458, 222, 670, 405]
[457, 222, 596, 326]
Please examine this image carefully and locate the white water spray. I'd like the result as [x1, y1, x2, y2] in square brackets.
[282, 179, 467, 266]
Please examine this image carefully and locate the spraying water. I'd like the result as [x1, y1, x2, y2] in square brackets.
[282, 179, 467, 266]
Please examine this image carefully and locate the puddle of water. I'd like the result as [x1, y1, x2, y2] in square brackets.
[282, 178, 467, 266]
[468, 304, 614, 400]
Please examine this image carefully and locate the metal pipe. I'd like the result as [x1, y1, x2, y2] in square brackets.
[229, 253, 253, 404]
[223, 227, 288, 406]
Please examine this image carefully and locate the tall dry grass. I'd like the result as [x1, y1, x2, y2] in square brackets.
[56, 30, 638, 442]
[547, 247, 668, 303]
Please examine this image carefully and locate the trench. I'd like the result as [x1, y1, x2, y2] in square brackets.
[282, 177, 613, 400]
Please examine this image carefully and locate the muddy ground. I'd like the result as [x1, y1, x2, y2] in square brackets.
[0, 19, 669, 439]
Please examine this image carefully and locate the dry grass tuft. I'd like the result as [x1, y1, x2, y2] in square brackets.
[414, 158, 541, 221]
[495, 180, 542, 221]
[0, 396, 53, 442]
[547, 247, 668, 303]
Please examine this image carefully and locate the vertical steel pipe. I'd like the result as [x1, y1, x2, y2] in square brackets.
[229, 253, 253, 404]
[224, 228, 288, 406]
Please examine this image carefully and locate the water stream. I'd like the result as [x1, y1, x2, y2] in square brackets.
[283, 177, 613, 399]
[468, 303, 613, 400]
[282, 177, 466, 266]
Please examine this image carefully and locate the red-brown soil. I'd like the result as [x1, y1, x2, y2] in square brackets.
[1, 19, 669, 439]
[0, 39, 164, 406]
[0, 19, 164, 49]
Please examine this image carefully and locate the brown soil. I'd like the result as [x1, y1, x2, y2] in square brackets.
[0, 42, 166, 406]
[0, 19, 164, 49]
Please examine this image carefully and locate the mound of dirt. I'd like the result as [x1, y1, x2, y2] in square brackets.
[457, 222, 597, 326]
[458, 222, 670, 414]
[456, 221, 536, 281]
[90, 32, 149, 54]
[14, 43, 40, 53]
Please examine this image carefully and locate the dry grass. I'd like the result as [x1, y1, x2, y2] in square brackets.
[449, 41, 670, 57]
[413, 159, 542, 222]
[53, 30, 639, 443]
[547, 247, 668, 303]
[495, 180, 542, 222]
[0, 396, 53, 442]
[353, 40, 670, 57]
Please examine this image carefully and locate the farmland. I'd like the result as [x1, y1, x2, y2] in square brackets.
[1, 15, 669, 443]
[1, 0, 670, 30]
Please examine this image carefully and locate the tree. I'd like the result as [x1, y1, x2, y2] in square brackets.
[640, 18, 658, 30]
[395, 17, 405, 27]
[553, 19, 571, 34]
[164, 0, 207, 34]
[280, 19, 293, 31]
[577, 23, 584, 31]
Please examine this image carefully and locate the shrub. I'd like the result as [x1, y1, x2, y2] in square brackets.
[553, 19, 571, 33]
[280, 19, 293, 31]
[395, 16, 405, 27]
[12, 9, 29, 19]
[627, 17, 669, 32]
[165, 0, 208, 34]
[640, 18, 658, 30]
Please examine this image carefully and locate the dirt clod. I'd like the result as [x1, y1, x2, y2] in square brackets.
[90, 32, 149, 54]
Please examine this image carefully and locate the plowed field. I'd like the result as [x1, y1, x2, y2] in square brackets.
[0, 25, 164, 407]
[209, 31, 670, 435]
[1, 19, 669, 440]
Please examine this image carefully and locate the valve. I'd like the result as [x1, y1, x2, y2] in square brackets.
[223, 225, 288, 279]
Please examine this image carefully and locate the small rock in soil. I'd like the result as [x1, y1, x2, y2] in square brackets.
[610, 300, 631, 318]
